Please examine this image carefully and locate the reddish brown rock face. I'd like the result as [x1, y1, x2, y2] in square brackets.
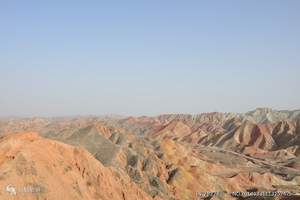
[0, 133, 159, 200]
[0, 108, 300, 199]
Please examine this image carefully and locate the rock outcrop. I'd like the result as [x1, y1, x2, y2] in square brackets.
[0, 132, 158, 200]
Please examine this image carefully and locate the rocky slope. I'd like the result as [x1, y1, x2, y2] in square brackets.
[0, 132, 158, 200]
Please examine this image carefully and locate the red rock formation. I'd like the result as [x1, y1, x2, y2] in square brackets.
[0, 132, 159, 200]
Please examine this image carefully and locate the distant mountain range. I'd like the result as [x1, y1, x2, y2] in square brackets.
[0, 108, 300, 199]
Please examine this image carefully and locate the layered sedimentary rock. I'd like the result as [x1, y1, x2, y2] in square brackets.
[0, 132, 158, 200]
[0, 108, 300, 199]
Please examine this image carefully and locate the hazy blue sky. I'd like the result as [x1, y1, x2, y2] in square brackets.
[0, 1, 300, 116]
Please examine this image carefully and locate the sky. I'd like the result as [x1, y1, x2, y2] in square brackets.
[0, 0, 300, 117]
